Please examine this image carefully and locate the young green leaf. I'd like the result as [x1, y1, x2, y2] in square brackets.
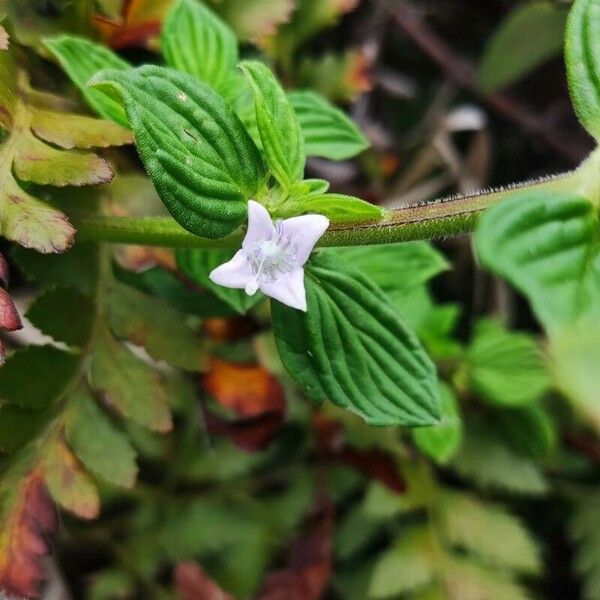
[161, 0, 239, 96]
[565, 0, 600, 140]
[288, 90, 369, 159]
[412, 384, 462, 464]
[475, 191, 600, 334]
[44, 36, 130, 126]
[285, 192, 385, 224]
[239, 60, 305, 189]
[65, 388, 138, 489]
[176, 248, 262, 314]
[271, 252, 440, 427]
[478, 1, 567, 93]
[90, 327, 172, 433]
[90, 65, 267, 238]
[464, 320, 550, 407]
[280, 179, 385, 223]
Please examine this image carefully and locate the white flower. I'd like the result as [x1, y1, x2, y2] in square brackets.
[209, 200, 329, 311]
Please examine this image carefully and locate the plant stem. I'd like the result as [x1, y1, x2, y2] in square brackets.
[71, 172, 574, 249]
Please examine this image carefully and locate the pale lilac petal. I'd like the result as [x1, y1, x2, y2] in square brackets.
[260, 268, 307, 311]
[209, 249, 253, 289]
[281, 214, 329, 264]
[242, 200, 275, 251]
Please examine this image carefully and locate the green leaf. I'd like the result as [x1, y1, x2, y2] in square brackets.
[338, 242, 449, 296]
[90, 327, 172, 432]
[439, 491, 541, 574]
[107, 282, 205, 371]
[569, 486, 600, 600]
[280, 178, 385, 224]
[0, 346, 79, 410]
[440, 557, 533, 600]
[452, 420, 549, 496]
[26, 286, 94, 348]
[495, 405, 556, 458]
[566, 0, 600, 140]
[88, 570, 134, 600]
[44, 35, 130, 126]
[239, 60, 305, 189]
[335, 505, 383, 562]
[475, 192, 600, 334]
[286, 191, 385, 224]
[14, 135, 112, 186]
[176, 248, 262, 314]
[113, 263, 237, 318]
[412, 384, 462, 464]
[271, 252, 440, 427]
[13, 243, 100, 296]
[289, 90, 369, 159]
[161, 0, 239, 96]
[65, 388, 138, 488]
[90, 65, 267, 239]
[478, 1, 567, 92]
[418, 303, 462, 361]
[551, 324, 600, 433]
[30, 107, 132, 149]
[368, 527, 434, 598]
[464, 319, 550, 407]
[0, 405, 51, 454]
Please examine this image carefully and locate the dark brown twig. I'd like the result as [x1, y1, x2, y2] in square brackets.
[388, 2, 590, 164]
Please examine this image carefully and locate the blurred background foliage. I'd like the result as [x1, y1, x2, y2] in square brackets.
[0, 0, 598, 599]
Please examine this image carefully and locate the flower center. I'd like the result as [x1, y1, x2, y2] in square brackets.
[245, 222, 298, 295]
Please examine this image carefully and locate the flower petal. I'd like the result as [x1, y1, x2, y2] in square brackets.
[209, 249, 253, 289]
[260, 268, 307, 311]
[242, 200, 275, 251]
[281, 214, 329, 264]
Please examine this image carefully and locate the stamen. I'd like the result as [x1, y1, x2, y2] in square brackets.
[244, 223, 298, 290]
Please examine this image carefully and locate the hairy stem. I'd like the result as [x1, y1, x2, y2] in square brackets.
[71, 171, 575, 249]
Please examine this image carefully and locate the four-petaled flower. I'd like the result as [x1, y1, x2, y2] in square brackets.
[209, 201, 329, 311]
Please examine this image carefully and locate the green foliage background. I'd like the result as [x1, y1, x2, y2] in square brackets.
[0, 0, 598, 599]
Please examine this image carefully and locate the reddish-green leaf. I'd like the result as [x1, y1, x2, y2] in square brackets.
[41, 437, 100, 520]
[0, 469, 56, 598]
[90, 327, 172, 433]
